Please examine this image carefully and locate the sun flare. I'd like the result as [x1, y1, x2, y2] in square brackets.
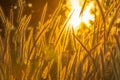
[68, 0, 95, 30]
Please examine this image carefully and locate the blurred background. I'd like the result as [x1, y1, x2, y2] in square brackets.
[0, 0, 60, 25]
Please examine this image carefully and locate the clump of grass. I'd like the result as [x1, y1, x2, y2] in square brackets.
[0, 0, 120, 80]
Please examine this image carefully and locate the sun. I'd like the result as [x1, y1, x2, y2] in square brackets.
[71, 6, 81, 29]
[68, 0, 95, 30]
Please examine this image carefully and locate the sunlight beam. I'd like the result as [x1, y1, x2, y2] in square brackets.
[68, 0, 95, 30]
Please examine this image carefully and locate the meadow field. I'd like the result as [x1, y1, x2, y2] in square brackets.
[0, 0, 120, 80]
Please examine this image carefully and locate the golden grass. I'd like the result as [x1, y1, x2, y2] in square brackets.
[0, 0, 120, 80]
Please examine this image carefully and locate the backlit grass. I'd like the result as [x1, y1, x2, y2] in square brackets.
[0, 0, 120, 80]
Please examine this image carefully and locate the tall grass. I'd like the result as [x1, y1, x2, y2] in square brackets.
[0, 0, 120, 80]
